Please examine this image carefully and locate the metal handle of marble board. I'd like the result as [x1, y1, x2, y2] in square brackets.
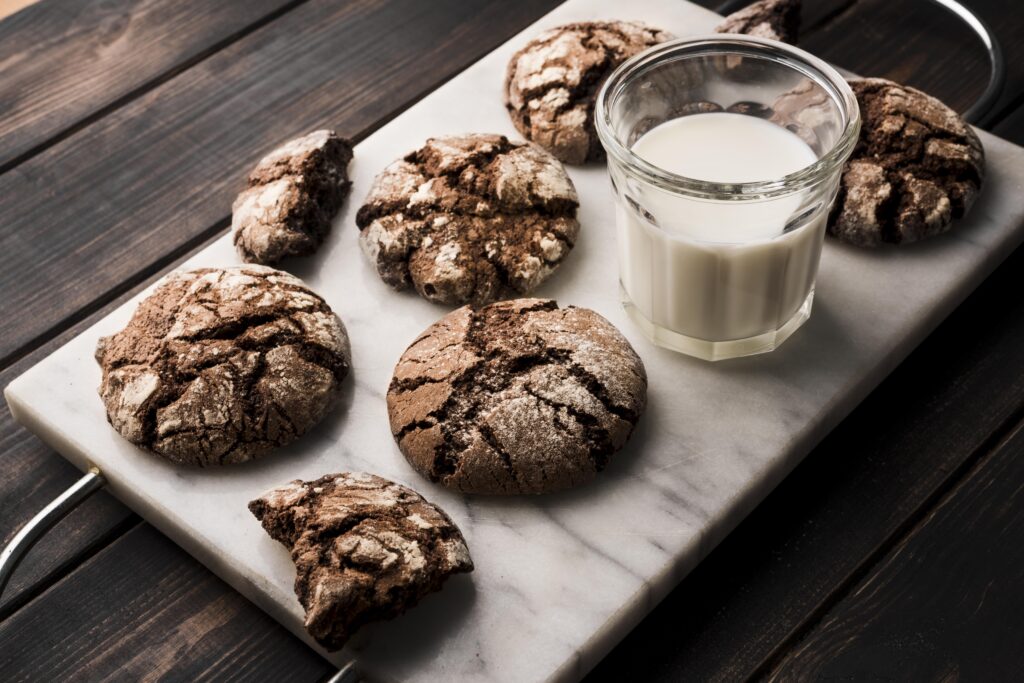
[0, 468, 105, 599]
[716, 0, 1005, 127]
[0, 467, 362, 681]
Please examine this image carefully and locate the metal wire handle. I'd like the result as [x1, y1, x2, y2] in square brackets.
[0, 468, 105, 598]
[0, 468, 361, 681]
[717, 0, 1005, 126]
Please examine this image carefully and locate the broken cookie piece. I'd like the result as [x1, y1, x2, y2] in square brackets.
[232, 130, 353, 265]
[249, 472, 473, 651]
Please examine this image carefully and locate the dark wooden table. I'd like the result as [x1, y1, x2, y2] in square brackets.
[1, 0, 1022, 680]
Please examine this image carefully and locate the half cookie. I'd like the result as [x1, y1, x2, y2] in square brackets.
[829, 78, 985, 246]
[387, 299, 648, 495]
[232, 130, 353, 265]
[504, 21, 673, 164]
[357, 134, 579, 306]
[95, 265, 350, 466]
[249, 472, 473, 651]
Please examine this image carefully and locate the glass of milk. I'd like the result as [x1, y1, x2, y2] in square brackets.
[595, 36, 860, 361]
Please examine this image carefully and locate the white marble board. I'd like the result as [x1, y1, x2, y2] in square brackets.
[7, 0, 1024, 680]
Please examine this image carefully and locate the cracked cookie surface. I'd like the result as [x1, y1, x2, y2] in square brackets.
[829, 78, 985, 247]
[357, 134, 579, 306]
[95, 265, 350, 466]
[715, 0, 800, 43]
[504, 21, 673, 164]
[387, 299, 647, 495]
[249, 472, 473, 651]
[232, 130, 353, 265]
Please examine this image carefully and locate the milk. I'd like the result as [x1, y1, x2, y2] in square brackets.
[617, 113, 828, 354]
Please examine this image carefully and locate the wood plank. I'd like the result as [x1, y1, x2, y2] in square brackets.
[0, 523, 331, 682]
[992, 99, 1024, 145]
[767, 416, 1024, 681]
[0, 0, 301, 171]
[0, 0, 562, 369]
[798, 0, 1024, 121]
[587, 221, 1024, 681]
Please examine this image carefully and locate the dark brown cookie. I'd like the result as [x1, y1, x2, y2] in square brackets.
[387, 299, 647, 495]
[232, 130, 353, 265]
[96, 266, 350, 466]
[829, 78, 985, 247]
[249, 472, 473, 651]
[504, 21, 673, 164]
[357, 134, 579, 306]
[715, 0, 801, 44]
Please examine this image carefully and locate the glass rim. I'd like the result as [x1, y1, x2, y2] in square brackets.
[594, 34, 862, 201]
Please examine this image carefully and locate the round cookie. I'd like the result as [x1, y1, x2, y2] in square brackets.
[829, 78, 985, 247]
[504, 21, 673, 164]
[356, 134, 579, 306]
[95, 265, 350, 466]
[248, 472, 473, 651]
[387, 298, 648, 495]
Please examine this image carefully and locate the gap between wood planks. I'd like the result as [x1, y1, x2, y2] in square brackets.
[0, 516, 142, 622]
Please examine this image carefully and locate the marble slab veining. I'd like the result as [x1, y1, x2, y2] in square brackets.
[7, 0, 1024, 680]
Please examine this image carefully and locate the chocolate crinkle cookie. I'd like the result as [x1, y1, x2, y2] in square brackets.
[357, 134, 579, 306]
[715, 0, 801, 44]
[232, 130, 353, 265]
[249, 472, 473, 651]
[504, 21, 673, 164]
[387, 299, 648, 495]
[95, 266, 350, 466]
[829, 78, 985, 247]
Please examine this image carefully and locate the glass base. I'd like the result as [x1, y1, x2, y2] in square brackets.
[621, 288, 815, 361]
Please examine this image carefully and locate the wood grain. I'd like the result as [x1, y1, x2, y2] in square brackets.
[0, 0, 562, 370]
[0, 0, 301, 171]
[767, 416, 1024, 682]
[993, 99, 1024, 145]
[0, 523, 330, 682]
